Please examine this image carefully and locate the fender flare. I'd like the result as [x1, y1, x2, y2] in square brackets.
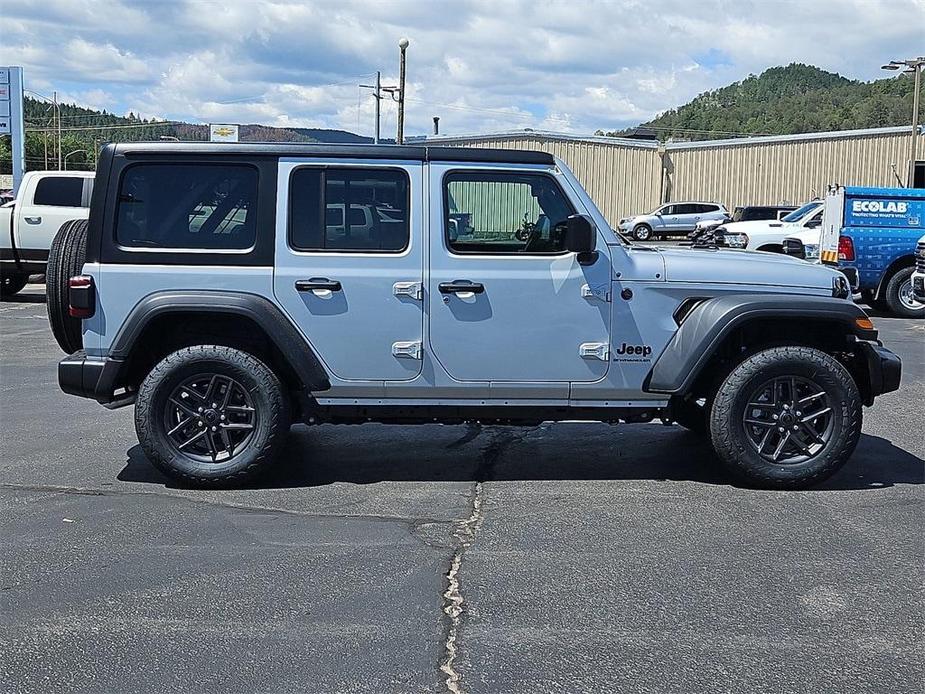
[109, 290, 331, 391]
[644, 293, 872, 395]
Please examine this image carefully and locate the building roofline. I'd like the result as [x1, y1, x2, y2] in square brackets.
[424, 125, 922, 151]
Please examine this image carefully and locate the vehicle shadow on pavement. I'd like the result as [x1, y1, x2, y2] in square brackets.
[117, 425, 924, 491]
[0, 292, 46, 304]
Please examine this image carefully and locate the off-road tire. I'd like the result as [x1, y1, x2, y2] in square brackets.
[632, 224, 653, 241]
[710, 346, 862, 489]
[135, 345, 291, 486]
[46, 219, 88, 353]
[0, 271, 29, 298]
[883, 266, 925, 318]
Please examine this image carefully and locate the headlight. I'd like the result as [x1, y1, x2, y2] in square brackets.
[719, 232, 749, 248]
[832, 274, 851, 299]
[804, 244, 819, 259]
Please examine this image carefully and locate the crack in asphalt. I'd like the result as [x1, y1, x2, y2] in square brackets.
[0, 483, 453, 531]
[439, 426, 541, 693]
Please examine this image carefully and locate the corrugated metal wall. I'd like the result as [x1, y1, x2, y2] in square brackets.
[667, 131, 918, 209]
[433, 129, 921, 226]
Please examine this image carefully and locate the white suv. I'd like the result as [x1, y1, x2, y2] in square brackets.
[713, 201, 822, 252]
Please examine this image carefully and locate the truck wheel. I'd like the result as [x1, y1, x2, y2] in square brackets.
[46, 219, 88, 353]
[632, 224, 653, 241]
[0, 271, 29, 298]
[883, 267, 925, 318]
[709, 346, 861, 489]
[135, 345, 291, 486]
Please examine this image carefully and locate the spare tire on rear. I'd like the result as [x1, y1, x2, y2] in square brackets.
[46, 219, 88, 354]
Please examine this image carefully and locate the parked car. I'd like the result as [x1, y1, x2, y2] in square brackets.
[690, 205, 798, 244]
[0, 170, 94, 296]
[711, 200, 823, 252]
[913, 235, 925, 301]
[618, 201, 727, 240]
[815, 186, 925, 318]
[49, 142, 900, 490]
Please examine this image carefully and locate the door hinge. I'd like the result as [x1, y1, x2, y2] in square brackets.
[392, 340, 422, 360]
[393, 281, 423, 300]
[579, 342, 610, 360]
[581, 283, 610, 302]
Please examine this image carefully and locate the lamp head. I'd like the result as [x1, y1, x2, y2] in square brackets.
[398, 37, 410, 50]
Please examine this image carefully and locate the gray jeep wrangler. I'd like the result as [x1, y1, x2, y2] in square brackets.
[49, 142, 901, 489]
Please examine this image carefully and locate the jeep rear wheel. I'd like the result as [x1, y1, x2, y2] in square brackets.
[709, 346, 861, 489]
[135, 346, 291, 486]
[46, 219, 88, 353]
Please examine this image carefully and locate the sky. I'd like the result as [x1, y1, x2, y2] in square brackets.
[2, 0, 924, 138]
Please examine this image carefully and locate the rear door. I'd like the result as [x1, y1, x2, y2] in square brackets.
[273, 159, 424, 382]
[428, 163, 612, 384]
[16, 175, 90, 252]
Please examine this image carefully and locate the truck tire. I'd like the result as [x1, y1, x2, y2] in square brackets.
[0, 271, 29, 298]
[883, 267, 925, 318]
[46, 219, 88, 354]
[709, 346, 861, 489]
[135, 345, 291, 486]
[632, 224, 653, 241]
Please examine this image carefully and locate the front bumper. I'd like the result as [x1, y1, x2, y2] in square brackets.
[855, 341, 902, 405]
[59, 350, 133, 408]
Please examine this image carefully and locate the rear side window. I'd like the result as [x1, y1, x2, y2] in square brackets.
[115, 164, 258, 250]
[34, 177, 83, 207]
[289, 167, 409, 252]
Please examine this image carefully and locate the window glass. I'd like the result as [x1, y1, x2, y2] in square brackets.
[34, 177, 83, 207]
[697, 204, 719, 213]
[289, 168, 409, 252]
[674, 204, 699, 215]
[444, 172, 575, 254]
[115, 164, 258, 250]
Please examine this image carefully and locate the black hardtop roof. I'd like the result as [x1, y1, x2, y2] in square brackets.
[108, 141, 555, 165]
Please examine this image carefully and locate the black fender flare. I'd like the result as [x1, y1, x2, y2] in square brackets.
[109, 290, 331, 391]
[644, 293, 873, 395]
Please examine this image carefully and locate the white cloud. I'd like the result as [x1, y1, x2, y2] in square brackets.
[0, 0, 922, 137]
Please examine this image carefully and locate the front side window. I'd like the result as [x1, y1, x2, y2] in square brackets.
[289, 168, 409, 252]
[34, 177, 83, 207]
[444, 171, 575, 254]
[115, 164, 258, 250]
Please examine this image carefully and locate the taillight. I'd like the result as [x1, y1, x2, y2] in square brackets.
[68, 275, 95, 319]
[837, 235, 855, 262]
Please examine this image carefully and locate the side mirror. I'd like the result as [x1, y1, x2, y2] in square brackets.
[565, 214, 596, 254]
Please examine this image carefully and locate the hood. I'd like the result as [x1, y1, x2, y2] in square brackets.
[651, 246, 838, 290]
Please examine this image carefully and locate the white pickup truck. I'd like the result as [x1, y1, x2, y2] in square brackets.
[1, 171, 93, 297]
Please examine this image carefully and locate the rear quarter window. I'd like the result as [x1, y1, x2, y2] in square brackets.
[33, 177, 84, 207]
[115, 164, 259, 250]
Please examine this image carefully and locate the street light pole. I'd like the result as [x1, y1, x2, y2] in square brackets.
[882, 56, 925, 186]
[397, 37, 409, 144]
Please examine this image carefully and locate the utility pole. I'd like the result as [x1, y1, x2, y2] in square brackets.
[397, 37, 409, 144]
[54, 90, 62, 170]
[359, 71, 383, 143]
[882, 56, 925, 186]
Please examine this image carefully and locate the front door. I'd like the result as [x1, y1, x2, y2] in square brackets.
[428, 164, 612, 383]
[273, 159, 424, 382]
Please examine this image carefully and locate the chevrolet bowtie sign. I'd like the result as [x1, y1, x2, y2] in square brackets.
[209, 124, 239, 142]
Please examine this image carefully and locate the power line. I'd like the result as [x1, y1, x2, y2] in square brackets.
[26, 121, 183, 133]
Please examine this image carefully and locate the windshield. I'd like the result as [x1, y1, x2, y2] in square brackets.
[781, 201, 821, 223]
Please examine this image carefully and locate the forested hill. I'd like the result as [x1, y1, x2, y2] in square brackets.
[601, 64, 922, 141]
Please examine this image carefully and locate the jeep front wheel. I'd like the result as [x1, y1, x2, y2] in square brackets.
[135, 345, 291, 486]
[709, 346, 861, 489]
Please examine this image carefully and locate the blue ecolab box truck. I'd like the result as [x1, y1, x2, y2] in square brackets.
[818, 185, 925, 317]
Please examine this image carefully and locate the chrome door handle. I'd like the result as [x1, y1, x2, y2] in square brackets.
[438, 280, 484, 295]
[295, 278, 342, 292]
[24, 216, 41, 224]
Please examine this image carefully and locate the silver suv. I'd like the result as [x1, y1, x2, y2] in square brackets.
[47, 143, 900, 490]
[618, 201, 728, 240]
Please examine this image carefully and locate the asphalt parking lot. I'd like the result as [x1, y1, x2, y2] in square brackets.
[1, 282, 923, 694]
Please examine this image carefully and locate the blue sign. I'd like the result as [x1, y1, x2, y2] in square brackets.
[844, 191, 925, 229]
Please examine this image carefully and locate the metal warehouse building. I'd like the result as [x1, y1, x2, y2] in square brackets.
[426, 126, 924, 226]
